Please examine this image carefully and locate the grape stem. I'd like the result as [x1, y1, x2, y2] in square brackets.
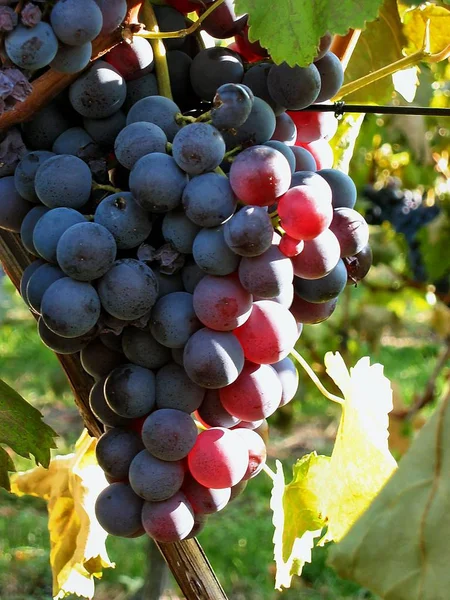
[175, 113, 197, 125]
[223, 145, 242, 161]
[214, 166, 227, 176]
[136, 0, 226, 40]
[262, 463, 276, 481]
[92, 182, 122, 194]
[290, 349, 344, 405]
[140, 1, 173, 100]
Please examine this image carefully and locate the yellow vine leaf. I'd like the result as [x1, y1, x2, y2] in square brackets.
[10, 430, 113, 600]
[271, 454, 330, 590]
[403, 4, 450, 55]
[329, 389, 450, 600]
[322, 352, 398, 542]
[270, 353, 397, 589]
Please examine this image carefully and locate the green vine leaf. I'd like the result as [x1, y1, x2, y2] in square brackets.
[417, 212, 450, 281]
[233, 0, 384, 66]
[343, 0, 409, 104]
[0, 378, 58, 490]
[329, 389, 450, 600]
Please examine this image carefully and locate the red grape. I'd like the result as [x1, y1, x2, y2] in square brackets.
[288, 110, 338, 143]
[298, 139, 334, 169]
[279, 235, 304, 257]
[234, 427, 267, 480]
[290, 228, 340, 279]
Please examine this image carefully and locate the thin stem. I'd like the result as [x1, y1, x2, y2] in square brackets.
[214, 166, 226, 176]
[290, 349, 344, 405]
[223, 145, 242, 160]
[176, 112, 197, 125]
[195, 110, 212, 123]
[141, 1, 173, 100]
[137, 0, 226, 40]
[262, 463, 276, 482]
[92, 182, 122, 193]
[166, 141, 173, 153]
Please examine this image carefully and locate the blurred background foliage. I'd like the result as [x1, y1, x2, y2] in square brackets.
[0, 0, 449, 598]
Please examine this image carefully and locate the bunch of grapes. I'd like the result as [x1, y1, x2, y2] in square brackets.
[0, 1, 372, 543]
[0, 0, 128, 115]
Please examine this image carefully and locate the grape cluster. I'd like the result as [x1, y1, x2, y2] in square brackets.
[364, 179, 444, 287]
[0, 2, 372, 543]
[0, 0, 128, 115]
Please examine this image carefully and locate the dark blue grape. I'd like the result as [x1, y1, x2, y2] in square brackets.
[167, 50, 193, 107]
[181, 258, 206, 293]
[200, 0, 247, 39]
[141, 492, 194, 542]
[50, 41, 92, 73]
[5, 23, 58, 70]
[83, 111, 126, 147]
[121, 326, 171, 369]
[80, 337, 125, 379]
[172, 123, 225, 175]
[238, 243, 294, 298]
[223, 206, 273, 257]
[96, 428, 144, 480]
[294, 259, 347, 303]
[38, 317, 93, 355]
[56, 222, 116, 281]
[182, 172, 237, 228]
[153, 5, 186, 51]
[52, 127, 94, 155]
[35, 155, 92, 209]
[41, 277, 101, 336]
[26, 263, 65, 313]
[20, 206, 49, 256]
[265, 140, 296, 173]
[129, 450, 185, 501]
[69, 61, 126, 118]
[51, 0, 103, 46]
[124, 73, 159, 111]
[183, 328, 245, 388]
[142, 409, 198, 461]
[155, 363, 204, 413]
[95, 483, 143, 537]
[267, 62, 321, 110]
[20, 260, 45, 304]
[114, 122, 167, 170]
[129, 153, 188, 213]
[105, 363, 156, 418]
[211, 83, 253, 130]
[155, 269, 184, 298]
[33, 207, 86, 263]
[89, 377, 132, 428]
[242, 63, 285, 115]
[291, 147, 317, 172]
[14, 151, 55, 202]
[150, 292, 201, 349]
[22, 103, 71, 151]
[126, 95, 181, 141]
[314, 52, 344, 103]
[318, 169, 357, 209]
[94, 192, 152, 250]
[0, 176, 32, 233]
[162, 210, 200, 254]
[193, 226, 240, 275]
[98, 259, 159, 320]
[95, 0, 126, 33]
[190, 47, 244, 101]
[272, 356, 298, 407]
[271, 112, 297, 145]
[222, 97, 276, 149]
[197, 389, 240, 428]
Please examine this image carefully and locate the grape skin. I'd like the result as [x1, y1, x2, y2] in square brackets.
[69, 61, 126, 119]
[294, 259, 348, 303]
[188, 427, 248, 489]
[20, 206, 49, 256]
[155, 363, 205, 413]
[98, 259, 159, 321]
[126, 96, 181, 141]
[56, 222, 117, 281]
[0, 176, 32, 233]
[242, 63, 285, 115]
[184, 328, 245, 389]
[50, 0, 103, 46]
[329, 208, 370, 257]
[314, 52, 344, 103]
[84, 111, 126, 147]
[105, 37, 154, 81]
[129, 152, 188, 213]
[22, 103, 70, 151]
[182, 473, 231, 515]
[104, 363, 156, 419]
[80, 338, 125, 379]
[234, 428, 267, 480]
[193, 274, 253, 331]
[193, 227, 241, 276]
[50, 42, 93, 74]
[38, 317, 93, 355]
[141, 492, 194, 542]
[172, 123, 226, 176]
[181, 258, 206, 293]
[114, 122, 167, 170]
[142, 408, 198, 461]
[197, 389, 241, 429]
[125, 73, 159, 111]
[211, 83, 253, 130]
[14, 151, 55, 202]
[5, 23, 58, 71]
[153, 5, 187, 51]
[238, 243, 294, 299]
[95, 483, 144, 538]
[182, 172, 237, 228]
[95, 0, 127, 34]
[122, 327, 172, 369]
[223, 206, 273, 258]
[272, 357, 298, 407]
[26, 263, 65, 313]
[41, 277, 101, 337]
[52, 127, 94, 156]
[33, 207, 86, 263]
[94, 192, 153, 250]
[96, 428, 144, 480]
[222, 97, 276, 149]
[89, 377, 132, 428]
[35, 155, 92, 209]
[271, 112, 297, 145]
[190, 47, 244, 101]
[150, 292, 201, 349]
[265, 141, 295, 173]
[20, 260, 45, 305]
[290, 147, 317, 172]
[162, 210, 201, 254]
[318, 169, 357, 209]
[129, 450, 185, 501]
[290, 294, 338, 324]
[219, 361, 282, 421]
[291, 229, 341, 280]
[267, 62, 321, 110]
